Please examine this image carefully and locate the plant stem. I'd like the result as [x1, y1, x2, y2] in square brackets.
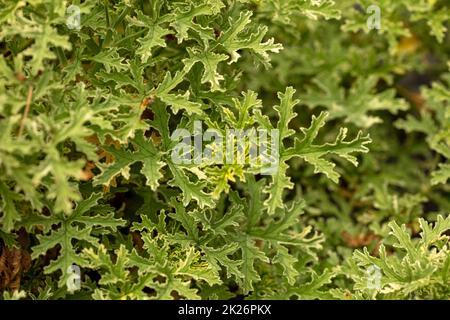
[18, 85, 33, 138]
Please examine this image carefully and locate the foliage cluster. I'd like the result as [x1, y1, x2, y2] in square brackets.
[0, 0, 449, 300]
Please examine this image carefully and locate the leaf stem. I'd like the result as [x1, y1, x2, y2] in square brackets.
[18, 85, 33, 138]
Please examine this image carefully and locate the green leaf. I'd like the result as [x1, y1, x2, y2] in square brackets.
[273, 246, 299, 285]
[0, 15, 71, 75]
[167, 161, 215, 209]
[169, 0, 225, 43]
[0, 180, 21, 232]
[287, 112, 371, 182]
[431, 163, 450, 185]
[128, 12, 171, 62]
[184, 47, 228, 91]
[25, 193, 125, 289]
[219, 11, 283, 67]
[94, 131, 164, 190]
[90, 48, 128, 72]
[302, 75, 409, 128]
[238, 237, 269, 293]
